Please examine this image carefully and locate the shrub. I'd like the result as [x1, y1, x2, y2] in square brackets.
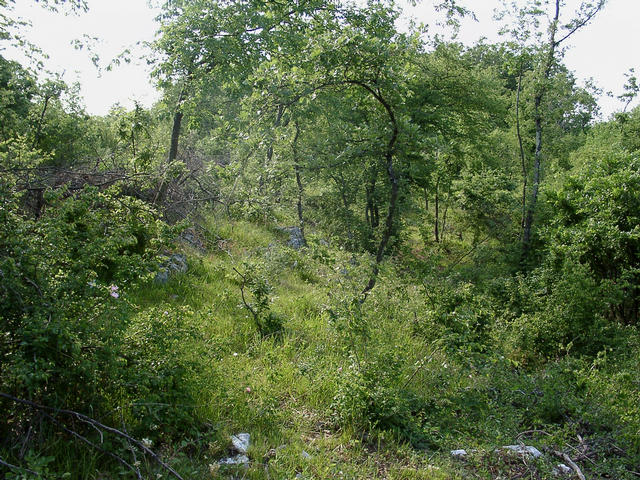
[0, 142, 175, 464]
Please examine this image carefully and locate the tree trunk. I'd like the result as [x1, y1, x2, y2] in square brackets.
[522, 0, 560, 255]
[522, 105, 542, 249]
[520, 0, 605, 254]
[516, 65, 527, 232]
[32, 95, 51, 150]
[168, 92, 185, 163]
[359, 91, 399, 298]
[260, 104, 285, 198]
[434, 177, 440, 243]
[442, 193, 449, 244]
[155, 86, 186, 205]
[292, 122, 306, 246]
[365, 167, 379, 229]
[332, 173, 354, 243]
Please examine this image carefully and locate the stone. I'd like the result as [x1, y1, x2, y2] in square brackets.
[231, 433, 250, 454]
[155, 253, 188, 284]
[278, 226, 306, 249]
[179, 227, 206, 252]
[553, 463, 572, 476]
[501, 445, 543, 458]
[450, 449, 468, 459]
[219, 454, 249, 466]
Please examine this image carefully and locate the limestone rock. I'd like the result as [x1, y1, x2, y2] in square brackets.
[219, 454, 249, 466]
[451, 449, 468, 459]
[553, 463, 572, 476]
[501, 445, 542, 458]
[179, 227, 206, 252]
[155, 253, 188, 284]
[278, 226, 305, 249]
[231, 433, 250, 454]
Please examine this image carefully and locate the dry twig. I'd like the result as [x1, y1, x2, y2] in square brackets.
[552, 450, 586, 480]
[0, 392, 184, 480]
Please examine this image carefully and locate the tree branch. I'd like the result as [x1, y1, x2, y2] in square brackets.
[0, 392, 184, 480]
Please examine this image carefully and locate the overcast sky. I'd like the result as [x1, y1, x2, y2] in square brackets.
[3, 0, 638, 118]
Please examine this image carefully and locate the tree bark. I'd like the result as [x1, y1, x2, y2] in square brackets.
[292, 121, 306, 246]
[522, 0, 560, 253]
[32, 95, 51, 150]
[260, 104, 285, 197]
[155, 86, 186, 205]
[168, 89, 186, 163]
[350, 83, 399, 299]
[365, 166, 379, 229]
[332, 173, 355, 243]
[516, 65, 527, 232]
[434, 177, 440, 243]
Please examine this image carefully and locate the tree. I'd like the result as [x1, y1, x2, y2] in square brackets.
[498, 0, 606, 256]
[151, 0, 333, 204]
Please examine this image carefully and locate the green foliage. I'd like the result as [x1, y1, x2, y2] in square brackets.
[234, 260, 284, 337]
[496, 258, 611, 363]
[0, 140, 178, 469]
[454, 168, 518, 240]
[3, 0, 640, 477]
[331, 352, 414, 437]
[121, 305, 206, 440]
[0, 56, 36, 142]
[414, 278, 493, 355]
[546, 136, 640, 324]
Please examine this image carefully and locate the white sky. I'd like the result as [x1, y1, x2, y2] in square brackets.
[3, 0, 638, 118]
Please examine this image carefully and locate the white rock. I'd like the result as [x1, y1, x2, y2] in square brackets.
[231, 433, 250, 454]
[553, 463, 572, 476]
[451, 449, 468, 458]
[219, 454, 249, 465]
[502, 445, 542, 458]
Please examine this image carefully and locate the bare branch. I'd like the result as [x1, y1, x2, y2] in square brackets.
[0, 392, 184, 480]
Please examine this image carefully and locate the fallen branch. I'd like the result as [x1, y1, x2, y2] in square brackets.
[0, 456, 40, 476]
[0, 392, 184, 480]
[552, 450, 586, 480]
[43, 411, 141, 479]
[516, 429, 552, 440]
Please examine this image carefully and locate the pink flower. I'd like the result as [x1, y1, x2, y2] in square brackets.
[245, 387, 252, 394]
[110, 291, 119, 298]
[110, 285, 119, 298]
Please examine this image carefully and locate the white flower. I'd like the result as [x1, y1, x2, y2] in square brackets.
[141, 437, 153, 448]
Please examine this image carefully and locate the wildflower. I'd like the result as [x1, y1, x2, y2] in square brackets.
[245, 387, 252, 393]
[109, 285, 119, 298]
[233, 352, 238, 357]
[141, 437, 153, 448]
[88, 280, 97, 288]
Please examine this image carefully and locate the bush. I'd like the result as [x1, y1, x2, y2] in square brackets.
[331, 352, 411, 433]
[495, 257, 612, 364]
[0, 142, 175, 464]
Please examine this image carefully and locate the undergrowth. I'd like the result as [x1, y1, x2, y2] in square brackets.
[2, 216, 639, 479]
